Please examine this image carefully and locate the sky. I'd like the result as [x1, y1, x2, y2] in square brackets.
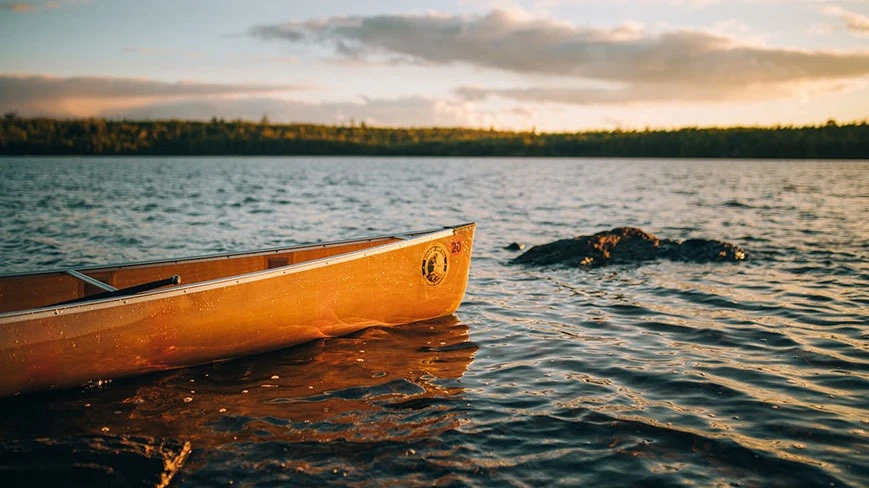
[1, 0, 868, 131]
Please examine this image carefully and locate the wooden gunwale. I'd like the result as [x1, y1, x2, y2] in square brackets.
[0, 224, 454, 280]
[0, 225, 467, 323]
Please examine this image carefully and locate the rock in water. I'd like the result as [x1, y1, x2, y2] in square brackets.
[505, 242, 526, 251]
[666, 238, 747, 262]
[513, 227, 747, 267]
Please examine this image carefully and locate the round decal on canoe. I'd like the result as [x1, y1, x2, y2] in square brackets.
[421, 243, 449, 287]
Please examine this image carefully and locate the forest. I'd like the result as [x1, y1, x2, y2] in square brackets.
[1, 114, 867, 159]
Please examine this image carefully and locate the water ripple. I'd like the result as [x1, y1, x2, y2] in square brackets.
[0, 157, 867, 487]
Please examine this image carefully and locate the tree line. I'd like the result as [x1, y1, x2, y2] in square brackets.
[1, 114, 867, 159]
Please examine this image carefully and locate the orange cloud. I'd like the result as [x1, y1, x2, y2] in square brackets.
[3, 2, 38, 12]
[2, 0, 89, 13]
[0, 74, 307, 117]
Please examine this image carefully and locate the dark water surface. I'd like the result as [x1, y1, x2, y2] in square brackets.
[1, 157, 867, 487]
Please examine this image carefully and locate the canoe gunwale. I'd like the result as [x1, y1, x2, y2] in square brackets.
[0, 224, 471, 323]
[0, 224, 469, 280]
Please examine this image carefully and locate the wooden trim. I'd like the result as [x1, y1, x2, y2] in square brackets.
[0, 226, 462, 322]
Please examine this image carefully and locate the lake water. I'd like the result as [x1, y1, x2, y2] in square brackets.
[0, 157, 867, 487]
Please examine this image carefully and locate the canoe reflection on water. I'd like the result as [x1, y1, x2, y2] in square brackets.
[0, 316, 477, 483]
[129, 315, 477, 443]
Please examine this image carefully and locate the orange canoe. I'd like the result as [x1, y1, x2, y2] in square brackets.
[0, 223, 475, 397]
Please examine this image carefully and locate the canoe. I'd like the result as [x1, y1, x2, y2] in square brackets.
[0, 223, 476, 397]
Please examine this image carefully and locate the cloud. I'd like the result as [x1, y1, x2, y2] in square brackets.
[2, 2, 39, 11]
[455, 80, 818, 106]
[98, 96, 494, 128]
[249, 8, 869, 104]
[1, 0, 87, 13]
[522, 0, 869, 4]
[824, 6, 869, 36]
[0, 74, 491, 127]
[0, 74, 304, 117]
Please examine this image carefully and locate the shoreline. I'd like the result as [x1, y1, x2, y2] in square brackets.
[2, 117, 867, 159]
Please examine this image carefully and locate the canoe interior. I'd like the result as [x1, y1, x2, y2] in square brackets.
[0, 236, 401, 314]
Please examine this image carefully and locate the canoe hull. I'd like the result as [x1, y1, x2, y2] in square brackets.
[0, 224, 475, 396]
